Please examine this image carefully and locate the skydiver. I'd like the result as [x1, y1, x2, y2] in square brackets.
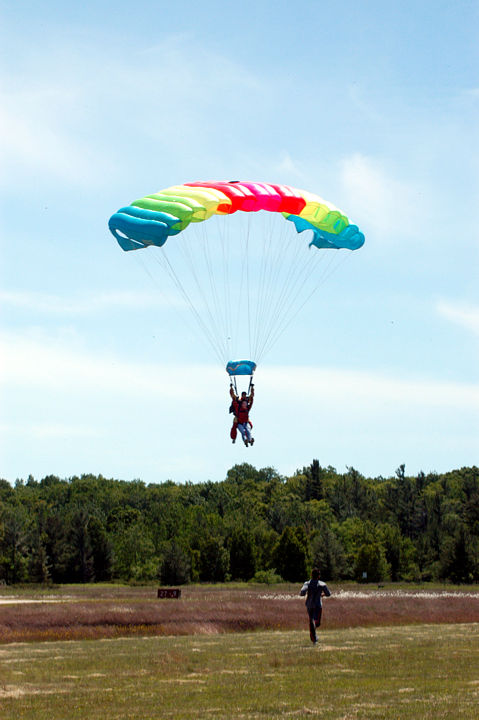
[229, 384, 255, 446]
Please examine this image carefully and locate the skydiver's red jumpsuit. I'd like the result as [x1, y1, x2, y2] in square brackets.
[230, 385, 254, 445]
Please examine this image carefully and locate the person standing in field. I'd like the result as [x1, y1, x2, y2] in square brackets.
[299, 568, 331, 645]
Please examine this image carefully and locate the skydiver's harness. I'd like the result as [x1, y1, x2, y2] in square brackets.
[229, 376, 254, 417]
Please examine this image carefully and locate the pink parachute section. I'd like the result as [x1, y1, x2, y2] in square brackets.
[184, 181, 307, 215]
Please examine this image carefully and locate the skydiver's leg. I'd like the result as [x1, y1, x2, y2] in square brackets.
[230, 422, 237, 442]
[237, 423, 248, 445]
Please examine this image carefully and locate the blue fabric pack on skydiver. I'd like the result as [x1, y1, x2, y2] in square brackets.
[226, 360, 257, 376]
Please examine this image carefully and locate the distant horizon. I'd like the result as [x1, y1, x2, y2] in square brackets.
[5, 459, 478, 488]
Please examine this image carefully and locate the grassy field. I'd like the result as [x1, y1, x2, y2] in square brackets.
[1, 583, 479, 643]
[1, 623, 478, 719]
[1, 585, 478, 718]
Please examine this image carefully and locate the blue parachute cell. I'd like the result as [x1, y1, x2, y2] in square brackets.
[284, 215, 365, 251]
[226, 360, 257, 376]
[108, 208, 182, 251]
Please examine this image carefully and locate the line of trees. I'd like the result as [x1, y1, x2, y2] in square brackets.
[1, 462, 478, 585]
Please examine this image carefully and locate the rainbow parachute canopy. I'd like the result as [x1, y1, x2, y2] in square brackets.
[108, 181, 365, 252]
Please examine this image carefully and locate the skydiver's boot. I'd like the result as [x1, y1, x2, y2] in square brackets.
[250, 437, 255, 445]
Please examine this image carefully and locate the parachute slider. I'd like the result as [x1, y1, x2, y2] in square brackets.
[226, 360, 256, 377]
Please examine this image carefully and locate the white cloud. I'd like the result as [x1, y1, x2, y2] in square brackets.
[262, 365, 479, 412]
[2, 331, 478, 412]
[437, 300, 479, 337]
[1, 331, 478, 484]
[137, 34, 263, 98]
[32, 424, 102, 439]
[0, 31, 272, 190]
[0, 290, 176, 315]
[274, 153, 308, 182]
[0, 87, 100, 187]
[339, 153, 421, 241]
[0, 331, 194, 398]
[460, 87, 479, 99]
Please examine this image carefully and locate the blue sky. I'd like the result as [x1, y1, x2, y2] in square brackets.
[1, 0, 478, 484]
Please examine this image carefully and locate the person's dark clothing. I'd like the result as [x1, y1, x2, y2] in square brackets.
[299, 578, 331, 643]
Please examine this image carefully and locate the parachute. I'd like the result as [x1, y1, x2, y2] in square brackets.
[109, 181, 364, 253]
[109, 181, 365, 377]
[226, 360, 257, 377]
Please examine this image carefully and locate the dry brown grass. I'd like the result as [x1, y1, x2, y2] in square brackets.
[1, 584, 478, 643]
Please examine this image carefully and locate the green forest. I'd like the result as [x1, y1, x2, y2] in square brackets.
[1, 462, 478, 586]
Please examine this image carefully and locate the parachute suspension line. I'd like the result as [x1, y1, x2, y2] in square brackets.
[132, 252, 223, 363]
[220, 215, 245, 363]
[255, 239, 328, 361]
[226, 213, 254, 361]
[110, 181, 365, 372]
[251, 213, 296, 361]
[219, 217, 233, 362]
[134, 251, 164, 293]
[257, 249, 352, 361]
[256, 249, 335, 361]
[263, 215, 311, 358]
[200, 225, 229, 358]
[245, 215, 311, 363]
[255, 252, 329, 361]
[250, 213, 280, 360]
[151, 246, 226, 365]
[175, 227, 230, 363]
[213, 214, 248, 363]
[249, 215, 270, 358]
[137, 210, 353, 369]
[236, 217, 252, 361]
[197, 228, 230, 358]
[218, 218, 234, 360]
[245, 218, 253, 361]
[248, 214, 267, 358]
[156, 247, 226, 363]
